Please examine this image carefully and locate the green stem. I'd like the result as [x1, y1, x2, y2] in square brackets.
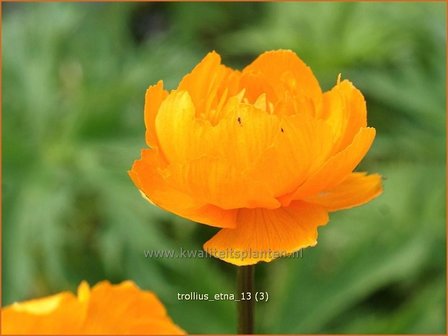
[237, 265, 255, 334]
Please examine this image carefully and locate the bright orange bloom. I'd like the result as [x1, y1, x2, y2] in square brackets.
[1, 281, 185, 335]
[130, 50, 382, 265]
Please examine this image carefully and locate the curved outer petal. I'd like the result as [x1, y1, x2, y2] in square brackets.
[155, 90, 202, 163]
[1, 292, 85, 334]
[318, 79, 367, 154]
[242, 50, 322, 114]
[168, 158, 280, 210]
[249, 113, 334, 198]
[281, 127, 376, 206]
[129, 149, 237, 228]
[144, 81, 168, 149]
[82, 281, 184, 335]
[304, 172, 383, 211]
[204, 201, 329, 266]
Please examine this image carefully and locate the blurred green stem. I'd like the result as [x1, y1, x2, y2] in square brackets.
[237, 265, 254, 334]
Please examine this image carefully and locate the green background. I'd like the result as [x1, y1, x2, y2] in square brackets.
[2, 2, 446, 334]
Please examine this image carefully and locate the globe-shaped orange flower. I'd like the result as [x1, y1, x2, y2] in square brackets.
[1, 281, 185, 335]
[130, 50, 382, 265]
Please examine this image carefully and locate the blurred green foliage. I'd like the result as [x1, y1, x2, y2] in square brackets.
[2, 2, 446, 334]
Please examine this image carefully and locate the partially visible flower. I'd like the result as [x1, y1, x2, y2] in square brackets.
[1, 281, 185, 335]
[130, 50, 382, 266]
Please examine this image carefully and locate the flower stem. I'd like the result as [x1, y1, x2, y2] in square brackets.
[237, 265, 254, 334]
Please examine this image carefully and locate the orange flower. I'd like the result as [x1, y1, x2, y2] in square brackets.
[130, 50, 382, 265]
[1, 281, 185, 335]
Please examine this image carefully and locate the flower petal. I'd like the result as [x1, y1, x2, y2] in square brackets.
[178, 51, 221, 103]
[249, 113, 334, 198]
[304, 172, 383, 211]
[242, 50, 322, 111]
[177, 51, 240, 121]
[144, 80, 168, 149]
[203, 201, 328, 265]
[281, 127, 376, 205]
[215, 100, 281, 174]
[155, 90, 198, 163]
[82, 281, 185, 335]
[319, 79, 367, 154]
[169, 157, 280, 210]
[129, 149, 237, 228]
[1, 292, 85, 334]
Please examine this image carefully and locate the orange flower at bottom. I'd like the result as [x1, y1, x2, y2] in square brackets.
[1, 281, 185, 335]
